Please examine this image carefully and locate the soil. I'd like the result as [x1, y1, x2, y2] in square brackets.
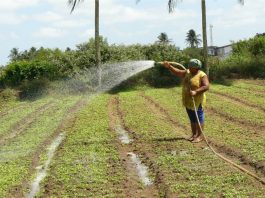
[0, 101, 55, 146]
[9, 98, 88, 197]
[210, 90, 265, 113]
[140, 92, 265, 185]
[108, 96, 160, 198]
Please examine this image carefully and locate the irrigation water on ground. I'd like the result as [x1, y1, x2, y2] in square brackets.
[27, 133, 65, 198]
[115, 125, 133, 144]
[127, 152, 153, 186]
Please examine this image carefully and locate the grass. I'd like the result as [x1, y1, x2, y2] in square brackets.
[144, 87, 265, 161]
[211, 83, 265, 110]
[0, 97, 53, 137]
[118, 90, 265, 196]
[0, 79, 264, 197]
[0, 96, 80, 197]
[38, 94, 127, 197]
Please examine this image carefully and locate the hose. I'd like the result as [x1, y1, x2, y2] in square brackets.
[156, 61, 186, 70]
[191, 96, 265, 185]
[162, 61, 265, 185]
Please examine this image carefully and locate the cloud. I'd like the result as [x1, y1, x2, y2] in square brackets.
[0, 13, 25, 24]
[34, 11, 63, 23]
[34, 27, 67, 38]
[80, 28, 94, 39]
[54, 19, 89, 29]
[10, 32, 19, 39]
[0, 0, 39, 11]
[213, 0, 265, 29]
[0, 0, 38, 25]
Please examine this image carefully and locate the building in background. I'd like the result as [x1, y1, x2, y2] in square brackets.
[207, 44, 233, 59]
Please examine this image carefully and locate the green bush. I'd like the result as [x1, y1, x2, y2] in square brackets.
[232, 35, 265, 57]
[18, 78, 49, 99]
[210, 35, 265, 81]
[0, 88, 17, 102]
[2, 60, 60, 86]
[210, 55, 265, 80]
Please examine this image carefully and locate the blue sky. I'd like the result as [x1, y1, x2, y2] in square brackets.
[1, 0, 265, 66]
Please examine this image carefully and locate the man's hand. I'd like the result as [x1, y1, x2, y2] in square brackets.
[190, 90, 197, 96]
[163, 61, 171, 69]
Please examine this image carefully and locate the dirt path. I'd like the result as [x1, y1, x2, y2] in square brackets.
[10, 97, 88, 197]
[108, 96, 160, 197]
[140, 92, 265, 181]
[210, 90, 265, 113]
[0, 101, 55, 146]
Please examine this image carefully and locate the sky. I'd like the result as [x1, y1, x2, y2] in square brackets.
[0, 0, 265, 66]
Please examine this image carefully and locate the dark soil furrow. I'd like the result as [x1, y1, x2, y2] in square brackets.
[0, 101, 55, 146]
[233, 86, 265, 95]
[208, 139, 265, 177]
[108, 96, 145, 197]
[10, 97, 88, 197]
[210, 90, 265, 113]
[140, 92, 265, 180]
[116, 95, 179, 198]
[140, 93, 189, 131]
[109, 96, 160, 197]
[207, 107, 265, 132]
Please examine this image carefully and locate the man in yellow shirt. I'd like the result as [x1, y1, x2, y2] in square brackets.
[163, 59, 209, 143]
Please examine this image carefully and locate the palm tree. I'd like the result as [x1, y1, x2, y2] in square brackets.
[157, 32, 172, 45]
[186, 29, 201, 48]
[68, 0, 101, 88]
[166, 0, 244, 76]
[138, 0, 244, 75]
[9, 48, 20, 62]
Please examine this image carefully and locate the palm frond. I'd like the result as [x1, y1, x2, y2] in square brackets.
[238, 0, 244, 5]
[168, 0, 182, 13]
[68, 0, 84, 13]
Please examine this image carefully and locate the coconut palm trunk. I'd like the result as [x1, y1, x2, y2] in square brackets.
[201, 0, 209, 76]
[69, 0, 101, 88]
[95, 0, 101, 89]
[165, 0, 244, 76]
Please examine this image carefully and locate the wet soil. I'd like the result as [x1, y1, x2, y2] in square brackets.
[108, 96, 160, 198]
[9, 98, 88, 197]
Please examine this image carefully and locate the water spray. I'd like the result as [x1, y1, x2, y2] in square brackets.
[161, 61, 265, 185]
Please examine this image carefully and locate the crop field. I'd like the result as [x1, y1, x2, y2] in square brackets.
[0, 79, 265, 197]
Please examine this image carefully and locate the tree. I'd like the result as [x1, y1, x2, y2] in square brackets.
[68, 0, 101, 88]
[156, 32, 172, 45]
[186, 29, 201, 48]
[9, 48, 20, 62]
[65, 47, 72, 52]
[139, 0, 242, 75]
[168, 0, 244, 76]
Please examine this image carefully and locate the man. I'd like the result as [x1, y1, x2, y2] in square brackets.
[163, 59, 209, 143]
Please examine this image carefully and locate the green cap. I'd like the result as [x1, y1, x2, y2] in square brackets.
[188, 59, 202, 68]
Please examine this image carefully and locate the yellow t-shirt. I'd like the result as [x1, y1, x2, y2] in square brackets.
[182, 69, 207, 110]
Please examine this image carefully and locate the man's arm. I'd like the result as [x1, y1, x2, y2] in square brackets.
[163, 61, 186, 78]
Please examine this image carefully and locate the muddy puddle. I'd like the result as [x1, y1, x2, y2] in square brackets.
[27, 133, 65, 198]
[127, 152, 153, 186]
